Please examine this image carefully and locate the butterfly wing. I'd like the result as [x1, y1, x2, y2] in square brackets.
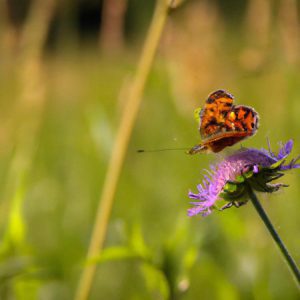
[189, 90, 259, 154]
[199, 90, 234, 140]
[201, 105, 259, 152]
[232, 105, 259, 135]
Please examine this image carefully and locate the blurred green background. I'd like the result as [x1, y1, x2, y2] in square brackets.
[0, 0, 300, 299]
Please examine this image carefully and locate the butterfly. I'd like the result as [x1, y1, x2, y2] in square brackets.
[188, 90, 259, 154]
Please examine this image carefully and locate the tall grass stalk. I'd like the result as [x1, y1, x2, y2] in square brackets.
[74, 1, 178, 299]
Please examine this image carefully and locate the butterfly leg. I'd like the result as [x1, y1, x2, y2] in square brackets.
[187, 144, 208, 155]
[220, 202, 233, 210]
[232, 200, 247, 208]
[220, 200, 247, 211]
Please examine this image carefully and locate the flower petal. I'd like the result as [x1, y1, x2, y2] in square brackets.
[188, 140, 299, 217]
[278, 139, 293, 159]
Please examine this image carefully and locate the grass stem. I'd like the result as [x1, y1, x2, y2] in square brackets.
[74, 1, 174, 299]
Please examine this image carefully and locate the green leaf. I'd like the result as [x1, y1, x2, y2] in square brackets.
[140, 262, 170, 300]
[130, 225, 151, 260]
[9, 182, 26, 246]
[182, 247, 197, 272]
[13, 278, 40, 300]
[0, 175, 28, 257]
[88, 246, 142, 265]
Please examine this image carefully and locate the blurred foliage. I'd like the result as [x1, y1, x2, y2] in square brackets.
[0, 0, 300, 299]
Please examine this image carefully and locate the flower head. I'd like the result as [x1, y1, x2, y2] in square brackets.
[188, 140, 300, 217]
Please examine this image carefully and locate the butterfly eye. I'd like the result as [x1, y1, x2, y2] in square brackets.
[228, 111, 236, 121]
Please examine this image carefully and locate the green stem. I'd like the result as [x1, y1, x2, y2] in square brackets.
[247, 184, 300, 287]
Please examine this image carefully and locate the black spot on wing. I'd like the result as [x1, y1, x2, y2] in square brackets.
[243, 110, 250, 119]
[204, 117, 218, 128]
[206, 90, 234, 103]
[206, 97, 215, 104]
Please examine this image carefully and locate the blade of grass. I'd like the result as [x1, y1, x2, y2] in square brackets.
[74, 1, 179, 299]
[0, 0, 56, 248]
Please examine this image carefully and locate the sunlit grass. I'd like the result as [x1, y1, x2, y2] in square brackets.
[1, 47, 299, 299]
[1, 5, 300, 300]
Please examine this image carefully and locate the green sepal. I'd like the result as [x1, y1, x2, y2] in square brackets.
[218, 168, 255, 202]
[219, 161, 288, 206]
[243, 169, 254, 179]
[234, 175, 246, 183]
[269, 158, 285, 170]
[247, 163, 286, 193]
[220, 181, 246, 201]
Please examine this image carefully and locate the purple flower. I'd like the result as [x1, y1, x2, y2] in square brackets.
[188, 140, 300, 217]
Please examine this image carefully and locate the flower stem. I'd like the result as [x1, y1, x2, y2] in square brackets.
[247, 184, 300, 287]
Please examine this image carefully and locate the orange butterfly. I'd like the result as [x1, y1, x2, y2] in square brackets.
[188, 90, 259, 154]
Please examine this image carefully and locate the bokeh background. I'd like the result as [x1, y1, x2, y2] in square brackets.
[0, 0, 300, 299]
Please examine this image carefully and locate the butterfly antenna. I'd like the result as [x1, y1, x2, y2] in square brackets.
[137, 147, 190, 153]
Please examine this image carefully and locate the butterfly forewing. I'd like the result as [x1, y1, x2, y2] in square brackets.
[200, 90, 234, 140]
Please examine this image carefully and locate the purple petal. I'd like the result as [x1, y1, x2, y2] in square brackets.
[280, 163, 300, 170]
[188, 191, 200, 199]
[188, 206, 206, 216]
[253, 165, 259, 173]
[188, 139, 299, 217]
[278, 140, 294, 159]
